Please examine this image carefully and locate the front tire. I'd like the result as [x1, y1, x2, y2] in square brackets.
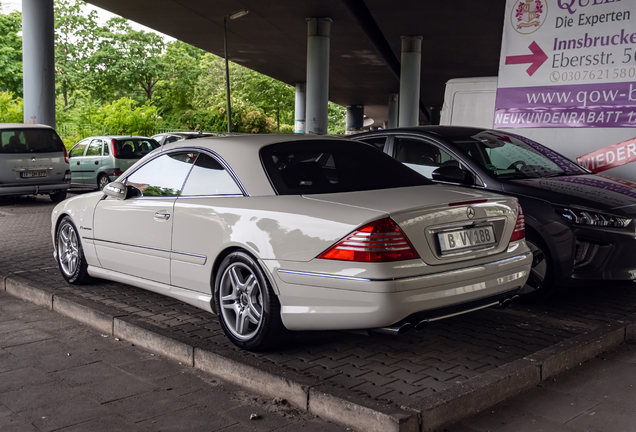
[56, 216, 92, 284]
[520, 231, 555, 302]
[214, 251, 289, 351]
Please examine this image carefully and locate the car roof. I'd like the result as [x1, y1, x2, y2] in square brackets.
[357, 125, 488, 139]
[0, 123, 55, 130]
[157, 134, 351, 197]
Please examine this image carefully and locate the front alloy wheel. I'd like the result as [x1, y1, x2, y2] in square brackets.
[520, 232, 554, 302]
[56, 216, 91, 284]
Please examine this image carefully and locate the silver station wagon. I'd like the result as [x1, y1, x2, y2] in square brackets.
[0, 123, 70, 202]
[68, 135, 160, 190]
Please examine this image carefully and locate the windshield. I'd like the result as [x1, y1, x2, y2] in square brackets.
[447, 131, 586, 179]
[0, 128, 65, 154]
[261, 140, 432, 195]
[114, 138, 160, 159]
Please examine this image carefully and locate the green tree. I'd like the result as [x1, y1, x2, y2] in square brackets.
[154, 41, 206, 118]
[0, 91, 23, 122]
[54, 0, 100, 108]
[0, 11, 22, 96]
[90, 17, 166, 102]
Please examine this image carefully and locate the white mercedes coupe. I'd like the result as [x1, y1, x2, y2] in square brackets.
[52, 134, 532, 350]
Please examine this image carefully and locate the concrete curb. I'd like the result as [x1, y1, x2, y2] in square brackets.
[2, 274, 635, 432]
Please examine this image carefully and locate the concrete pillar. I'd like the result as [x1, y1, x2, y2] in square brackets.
[398, 36, 422, 127]
[294, 83, 306, 133]
[345, 105, 364, 135]
[305, 18, 331, 135]
[388, 94, 399, 129]
[22, 0, 56, 128]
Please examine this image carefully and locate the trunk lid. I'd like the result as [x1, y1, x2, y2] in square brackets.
[306, 184, 520, 265]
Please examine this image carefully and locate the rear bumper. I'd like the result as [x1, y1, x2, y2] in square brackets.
[267, 251, 532, 331]
[0, 182, 69, 197]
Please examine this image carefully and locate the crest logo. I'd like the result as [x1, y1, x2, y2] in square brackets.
[511, 0, 547, 35]
[467, 207, 475, 219]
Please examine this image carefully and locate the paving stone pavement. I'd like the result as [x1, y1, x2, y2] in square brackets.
[0, 289, 350, 432]
[2, 192, 636, 429]
[442, 341, 636, 432]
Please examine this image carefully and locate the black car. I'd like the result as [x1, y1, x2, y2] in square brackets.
[151, 131, 222, 146]
[353, 126, 636, 300]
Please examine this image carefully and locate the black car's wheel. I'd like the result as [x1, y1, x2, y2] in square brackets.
[214, 251, 289, 351]
[49, 190, 67, 202]
[520, 231, 555, 302]
[56, 216, 92, 284]
[97, 175, 110, 190]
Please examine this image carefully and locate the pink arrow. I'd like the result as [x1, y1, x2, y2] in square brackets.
[505, 42, 548, 76]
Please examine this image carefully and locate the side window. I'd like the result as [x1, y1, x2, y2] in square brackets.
[358, 136, 388, 152]
[394, 138, 458, 179]
[85, 139, 103, 156]
[69, 141, 88, 158]
[126, 151, 197, 197]
[103, 140, 110, 156]
[181, 153, 243, 196]
[166, 135, 181, 144]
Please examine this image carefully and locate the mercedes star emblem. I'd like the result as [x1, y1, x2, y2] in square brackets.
[467, 207, 475, 219]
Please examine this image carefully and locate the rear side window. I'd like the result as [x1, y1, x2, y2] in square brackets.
[181, 153, 242, 196]
[261, 140, 431, 195]
[0, 128, 65, 154]
[114, 138, 160, 159]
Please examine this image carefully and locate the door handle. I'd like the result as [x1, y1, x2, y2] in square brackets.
[95, 161, 99, 165]
[154, 212, 171, 220]
[76, 161, 80, 165]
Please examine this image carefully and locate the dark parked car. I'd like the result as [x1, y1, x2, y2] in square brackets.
[353, 126, 636, 300]
[151, 131, 221, 146]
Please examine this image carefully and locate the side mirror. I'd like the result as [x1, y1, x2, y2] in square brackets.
[432, 166, 474, 185]
[103, 182, 127, 200]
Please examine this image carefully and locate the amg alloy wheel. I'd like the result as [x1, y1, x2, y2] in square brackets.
[56, 216, 91, 284]
[214, 251, 288, 350]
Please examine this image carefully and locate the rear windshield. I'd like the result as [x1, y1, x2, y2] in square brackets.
[114, 138, 160, 159]
[0, 128, 65, 154]
[261, 140, 432, 195]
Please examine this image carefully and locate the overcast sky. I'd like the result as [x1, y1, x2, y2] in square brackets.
[1, 0, 174, 40]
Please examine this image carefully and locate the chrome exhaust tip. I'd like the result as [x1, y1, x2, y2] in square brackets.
[414, 319, 429, 332]
[371, 323, 412, 335]
[499, 298, 512, 309]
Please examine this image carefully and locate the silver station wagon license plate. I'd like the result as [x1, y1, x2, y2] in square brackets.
[20, 170, 47, 178]
[438, 225, 496, 253]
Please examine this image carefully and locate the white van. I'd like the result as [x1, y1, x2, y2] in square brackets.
[0, 124, 71, 201]
[440, 77, 636, 183]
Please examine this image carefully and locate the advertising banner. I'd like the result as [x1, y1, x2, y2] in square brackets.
[495, 0, 636, 129]
[576, 135, 636, 171]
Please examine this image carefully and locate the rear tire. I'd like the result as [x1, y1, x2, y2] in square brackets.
[97, 175, 110, 191]
[56, 216, 92, 284]
[520, 231, 555, 302]
[214, 251, 289, 351]
[49, 191, 67, 202]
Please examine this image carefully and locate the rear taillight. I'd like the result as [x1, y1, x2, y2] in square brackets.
[510, 204, 525, 242]
[111, 139, 118, 158]
[62, 146, 69, 164]
[318, 217, 420, 262]
[64, 170, 71, 183]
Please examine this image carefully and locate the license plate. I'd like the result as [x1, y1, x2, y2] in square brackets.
[438, 225, 496, 253]
[20, 170, 47, 178]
